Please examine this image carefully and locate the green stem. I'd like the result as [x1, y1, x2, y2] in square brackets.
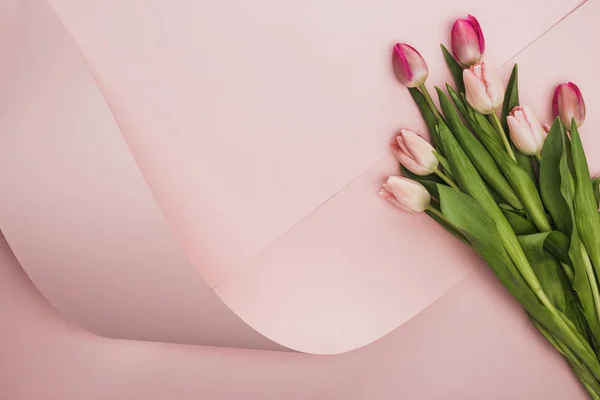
[490, 112, 517, 162]
[535, 153, 542, 162]
[434, 169, 459, 190]
[426, 206, 447, 222]
[418, 84, 443, 123]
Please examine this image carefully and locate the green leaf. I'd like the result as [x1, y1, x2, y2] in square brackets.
[518, 233, 585, 333]
[592, 176, 600, 210]
[553, 134, 600, 345]
[501, 64, 519, 132]
[438, 185, 523, 286]
[543, 231, 572, 267]
[437, 87, 523, 210]
[540, 118, 573, 235]
[515, 152, 537, 186]
[440, 44, 464, 93]
[463, 106, 551, 232]
[569, 226, 600, 345]
[425, 209, 468, 244]
[570, 122, 600, 281]
[502, 209, 537, 235]
[408, 87, 441, 148]
[439, 184, 600, 380]
[447, 85, 504, 148]
[436, 123, 541, 285]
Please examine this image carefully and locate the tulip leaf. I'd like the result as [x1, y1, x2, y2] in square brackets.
[425, 208, 468, 244]
[438, 185, 522, 284]
[543, 230, 572, 267]
[519, 232, 592, 346]
[439, 184, 600, 378]
[408, 87, 441, 148]
[437, 87, 523, 210]
[457, 103, 551, 232]
[517, 234, 573, 318]
[540, 118, 573, 235]
[499, 63, 536, 183]
[447, 85, 504, 148]
[440, 44, 464, 94]
[592, 176, 600, 209]
[552, 133, 600, 345]
[501, 64, 519, 131]
[569, 224, 600, 345]
[570, 122, 600, 280]
[502, 209, 537, 235]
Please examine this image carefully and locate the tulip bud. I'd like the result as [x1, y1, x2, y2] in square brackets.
[451, 15, 485, 67]
[506, 106, 546, 156]
[463, 61, 503, 114]
[553, 82, 586, 127]
[392, 43, 429, 88]
[391, 129, 439, 176]
[379, 176, 431, 213]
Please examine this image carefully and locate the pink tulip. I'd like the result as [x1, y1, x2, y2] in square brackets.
[553, 82, 586, 128]
[391, 129, 438, 176]
[463, 61, 504, 114]
[451, 15, 485, 67]
[392, 43, 429, 88]
[379, 176, 431, 213]
[507, 106, 546, 156]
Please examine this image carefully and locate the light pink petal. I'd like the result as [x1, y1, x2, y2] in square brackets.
[464, 68, 493, 114]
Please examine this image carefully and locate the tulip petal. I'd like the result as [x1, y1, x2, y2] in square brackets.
[466, 15, 485, 54]
[385, 177, 430, 212]
[464, 68, 493, 114]
[400, 130, 438, 170]
[451, 17, 484, 67]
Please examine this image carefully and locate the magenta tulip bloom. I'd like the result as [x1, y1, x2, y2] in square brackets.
[392, 43, 429, 88]
[379, 176, 430, 213]
[391, 129, 438, 176]
[553, 82, 586, 127]
[463, 61, 503, 114]
[507, 106, 546, 156]
[451, 15, 485, 67]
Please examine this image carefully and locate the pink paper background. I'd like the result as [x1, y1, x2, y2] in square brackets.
[0, 0, 598, 397]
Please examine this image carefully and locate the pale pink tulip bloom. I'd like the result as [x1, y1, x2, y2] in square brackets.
[391, 129, 438, 176]
[507, 105, 546, 155]
[379, 176, 430, 213]
[463, 61, 503, 114]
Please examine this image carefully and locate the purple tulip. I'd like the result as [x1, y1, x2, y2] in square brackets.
[392, 43, 429, 88]
[451, 15, 485, 67]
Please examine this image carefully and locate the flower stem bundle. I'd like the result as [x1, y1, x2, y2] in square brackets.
[384, 14, 599, 398]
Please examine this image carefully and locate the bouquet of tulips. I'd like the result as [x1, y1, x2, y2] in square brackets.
[380, 15, 600, 398]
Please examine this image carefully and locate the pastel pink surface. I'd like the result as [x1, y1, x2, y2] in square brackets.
[0, 0, 281, 351]
[33, 0, 580, 353]
[0, 232, 587, 399]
